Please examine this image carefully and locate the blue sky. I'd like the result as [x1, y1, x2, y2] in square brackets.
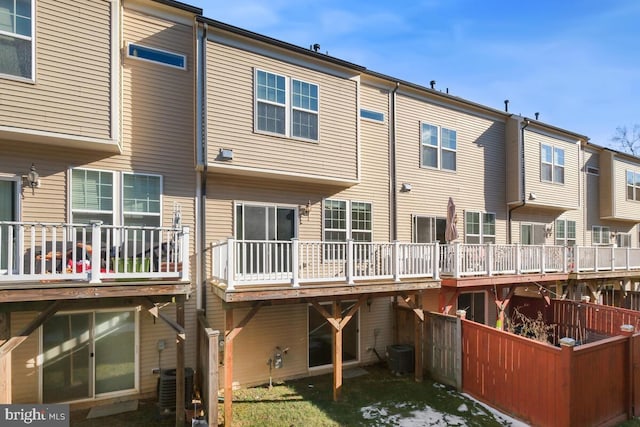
[192, 0, 640, 148]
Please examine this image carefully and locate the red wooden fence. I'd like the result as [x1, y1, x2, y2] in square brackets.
[461, 318, 639, 427]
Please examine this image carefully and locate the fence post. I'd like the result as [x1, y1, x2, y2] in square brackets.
[89, 221, 102, 284]
[621, 325, 635, 419]
[393, 240, 400, 282]
[433, 242, 440, 280]
[180, 226, 190, 281]
[346, 239, 354, 285]
[559, 337, 576, 427]
[291, 239, 300, 287]
[453, 242, 461, 279]
[227, 238, 235, 291]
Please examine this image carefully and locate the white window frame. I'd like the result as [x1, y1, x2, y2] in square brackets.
[420, 122, 457, 171]
[122, 172, 162, 227]
[254, 68, 319, 142]
[412, 215, 446, 243]
[555, 219, 576, 246]
[0, 0, 35, 81]
[541, 143, 565, 184]
[626, 170, 640, 202]
[323, 199, 372, 243]
[592, 225, 611, 246]
[521, 223, 546, 245]
[464, 211, 495, 244]
[70, 168, 163, 227]
[616, 233, 631, 248]
[126, 42, 186, 70]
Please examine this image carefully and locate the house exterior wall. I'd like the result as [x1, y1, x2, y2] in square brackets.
[523, 128, 580, 210]
[394, 91, 507, 243]
[5, 0, 199, 405]
[205, 34, 359, 182]
[0, 0, 113, 140]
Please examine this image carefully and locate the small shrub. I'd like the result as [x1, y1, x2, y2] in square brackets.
[505, 306, 554, 343]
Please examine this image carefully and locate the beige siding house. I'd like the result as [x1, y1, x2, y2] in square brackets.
[0, 0, 200, 417]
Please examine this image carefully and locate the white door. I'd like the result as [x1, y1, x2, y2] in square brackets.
[0, 179, 17, 273]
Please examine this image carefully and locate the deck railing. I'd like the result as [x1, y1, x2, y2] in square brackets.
[0, 221, 190, 284]
[209, 239, 439, 290]
[207, 240, 640, 287]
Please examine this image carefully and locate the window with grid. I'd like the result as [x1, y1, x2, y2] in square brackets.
[541, 144, 565, 184]
[0, 0, 33, 79]
[122, 173, 161, 227]
[627, 170, 640, 201]
[255, 69, 319, 141]
[323, 200, 372, 260]
[555, 219, 576, 246]
[465, 212, 495, 244]
[420, 123, 456, 171]
[72, 169, 114, 226]
[592, 225, 611, 245]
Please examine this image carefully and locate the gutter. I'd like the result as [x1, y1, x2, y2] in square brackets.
[507, 118, 530, 244]
[195, 21, 208, 311]
[390, 82, 400, 241]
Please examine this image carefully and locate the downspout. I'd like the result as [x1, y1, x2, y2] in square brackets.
[195, 21, 208, 311]
[507, 118, 530, 243]
[389, 82, 400, 241]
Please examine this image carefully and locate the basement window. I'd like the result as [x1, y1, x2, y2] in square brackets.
[126, 42, 186, 70]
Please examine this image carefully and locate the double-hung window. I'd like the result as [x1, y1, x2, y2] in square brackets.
[71, 169, 115, 226]
[464, 211, 495, 244]
[421, 123, 456, 171]
[255, 69, 319, 141]
[0, 0, 33, 79]
[122, 173, 161, 228]
[626, 170, 640, 201]
[555, 219, 576, 246]
[323, 199, 372, 259]
[592, 225, 611, 246]
[541, 144, 565, 184]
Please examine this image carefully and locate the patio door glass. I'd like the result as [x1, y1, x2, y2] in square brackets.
[0, 180, 16, 272]
[308, 302, 359, 368]
[42, 310, 136, 403]
[235, 204, 296, 275]
[457, 292, 486, 324]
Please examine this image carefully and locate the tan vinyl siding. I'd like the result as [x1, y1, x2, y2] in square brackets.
[523, 129, 580, 210]
[394, 93, 507, 243]
[206, 40, 358, 181]
[0, 0, 112, 139]
[612, 156, 640, 221]
[599, 151, 614, 218]
[505, 117, 521, 203]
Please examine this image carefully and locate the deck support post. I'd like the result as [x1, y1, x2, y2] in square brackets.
[176, 298, 185, 427]
[494, 286, 515, 330]
[332, 301, 343, 401]
[413, 294, 424, 382]
[0, 313, 10, 403]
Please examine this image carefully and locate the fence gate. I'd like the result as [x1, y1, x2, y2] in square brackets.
[426, 312, 461, 390]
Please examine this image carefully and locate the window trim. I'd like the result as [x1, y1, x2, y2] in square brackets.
[254, 68, 320, 142]
[592, 225, 611, 246]
[626, 170, 640, 202]
[540, 143, 565, 184]
[555, 219, 576, 246]
[126, 42, 186, 70]
[420, 122, 457, 172]
[464, 211, 495, 244]
[322, 199, 373, 243]
[412, 215, 446, 243]
[359, 108, 385, 123]
[0, 0, 36, 82]
[122, 172, 163, 227]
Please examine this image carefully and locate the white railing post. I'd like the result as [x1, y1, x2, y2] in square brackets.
[515, 243, 522, 274]
[393, 240, 400, 282]
[594, 246, 599, 271]
[453, 242, 461, 279]
[89, 221, 102, 284]
[346, 239, 354, 285]
[180, 226, 190, 281]
[574, 246, 580, 272]
[610, 246, 615, 271]
[487, 243, 494, 276]
[627, 247, 631, 271]
[291, 239, 300, 287]
[227, 238, 235, 291]
[563, 246, 568, 273]
[540, 245, 546, 273]
[433, 242, 440, 280]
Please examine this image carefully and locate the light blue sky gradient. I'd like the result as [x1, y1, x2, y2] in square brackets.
[193, 0, 640, 148]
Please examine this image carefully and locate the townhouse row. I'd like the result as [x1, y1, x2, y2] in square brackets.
[1, 0, 639, 415]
